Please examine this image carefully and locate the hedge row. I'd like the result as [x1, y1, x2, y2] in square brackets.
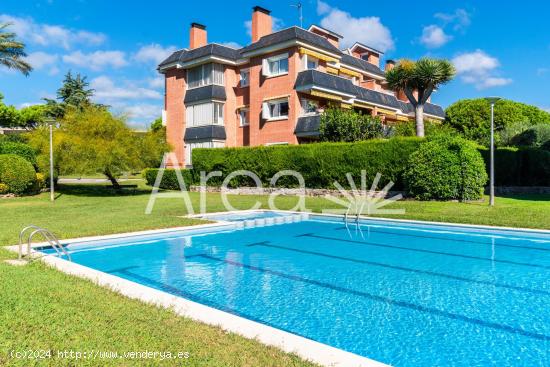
[479, 147, 550, 186]
[144, 138, 422, 190]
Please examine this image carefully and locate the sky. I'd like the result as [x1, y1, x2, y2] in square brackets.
[1, 0, 549, 129]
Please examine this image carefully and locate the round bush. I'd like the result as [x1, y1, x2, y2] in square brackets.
[0, 154, 37, 194]
[405, 136, 488, 201]
[0, 183, 8, 194]
[0, 141, 37, 166]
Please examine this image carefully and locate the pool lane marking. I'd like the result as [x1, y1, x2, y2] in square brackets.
[197, 254, 550, 342]
[334, 226, 550, 252]
[246, 241, 550, 297]
[298, 233, 550, 270]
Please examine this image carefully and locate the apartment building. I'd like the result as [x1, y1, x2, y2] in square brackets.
[158, 6, 445, 166]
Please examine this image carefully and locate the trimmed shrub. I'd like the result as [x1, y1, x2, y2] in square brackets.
[0, 183, 8, 194]
[142, 168, 196, 190]
[510, 124, 550, 148]
[0, 154, 37, 194]
[319, 108, 388, 142]
[479, 147, 550, 186]
[0, 141, 37, 166]
[405, 136, 488, 200]
[191, 138, 423, 190]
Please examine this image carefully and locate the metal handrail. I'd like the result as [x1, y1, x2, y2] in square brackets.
[18, 225, 71, 261]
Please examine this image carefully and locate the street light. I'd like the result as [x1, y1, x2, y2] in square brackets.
[45, 118, 56, 202]
[485, 97, 501, 206]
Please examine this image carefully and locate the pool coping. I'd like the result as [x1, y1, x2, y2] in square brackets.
[6, 210, 549, 367]
[5, 218, 386, 367]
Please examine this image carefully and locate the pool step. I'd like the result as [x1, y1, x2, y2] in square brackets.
[235, 213, 309, 229]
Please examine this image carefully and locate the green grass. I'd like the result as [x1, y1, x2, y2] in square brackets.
[0, 181, 549, 366]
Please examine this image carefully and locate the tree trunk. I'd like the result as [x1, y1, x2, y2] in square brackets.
[104, 171, 120, 189]
[415, 104, 425, 137]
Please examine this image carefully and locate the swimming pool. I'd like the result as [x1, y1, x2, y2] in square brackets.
[42, 212, 550, 366]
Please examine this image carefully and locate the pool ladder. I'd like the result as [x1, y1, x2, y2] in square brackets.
[18, 225, 71, 261]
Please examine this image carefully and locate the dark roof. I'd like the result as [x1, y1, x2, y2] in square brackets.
[240, 26, 341, 55]
[294, 70, 445, 118]
[184, 85, 226, 104]
[295, 115, 321, 136]
[340, 54, 384, 77]
[159, 44, 241, 67]
[184, 125, 226, 141]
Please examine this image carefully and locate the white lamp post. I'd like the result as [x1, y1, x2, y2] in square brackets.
[485, 97, 501, 206]
[45, 118, 56, 202]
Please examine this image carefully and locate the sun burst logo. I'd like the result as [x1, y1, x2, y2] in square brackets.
[322, 171, 405, 217]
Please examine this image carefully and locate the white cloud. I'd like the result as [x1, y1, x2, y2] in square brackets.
[0, 14, 106, 50]
[244, 17, 284, 38]
[220, 41, 242, 49]
[420, 25, 452, 48]
[316, 1, 394, 51]
[25, 51, 58, 70]
[147, 76, 164, 89]
[133, 43, 177, 64]
[63, 50, 128, 71]
[452, 50, 512, 90]
[90, 76, 162, 101]
[122, 104, 161, 121]
[434, 9, 471, 32]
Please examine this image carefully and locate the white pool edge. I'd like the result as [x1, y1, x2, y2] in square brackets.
[5, 222, 386, 367]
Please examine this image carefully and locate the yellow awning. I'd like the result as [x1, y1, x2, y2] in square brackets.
[310, 90, 342, 101]
[341, 103, 352, 109]
[395, 115, 410, 122]
[299, 47, 338, 63]
[377, 108, 398, 116]
[353, 101, 374, 109]
[340, 68, 362, 78]
[326, 66, 339, 74]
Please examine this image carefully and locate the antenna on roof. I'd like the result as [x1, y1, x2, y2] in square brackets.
[290, 2, 303, 28]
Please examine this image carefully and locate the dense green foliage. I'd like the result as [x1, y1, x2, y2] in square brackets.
[393, 120, 458, 138]
[142, 167, 196, 190]
[510, 124, 550, 147]
[28, 106, 169, 187]
[444, 99, 550, 145]
[191, 138, 423, 190]
[479, 147, 550, 186]
[0, 154, 36, 194]
[0, 93, 48, 128]
[0, 140, 36, 166]
[404, 136, 488, 201]
[319, 108, 387, 142]
[44, 72, 99, 118]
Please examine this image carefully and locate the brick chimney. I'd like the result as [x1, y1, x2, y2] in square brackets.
[385, 59, 395, 72]
[251, 6, 272, 42]
[189, 23, 207, 49]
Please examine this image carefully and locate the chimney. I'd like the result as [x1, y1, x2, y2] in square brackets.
[385, 59, 395, 72]
[189, 22, 207, 49]
[251, 6, 272, 42]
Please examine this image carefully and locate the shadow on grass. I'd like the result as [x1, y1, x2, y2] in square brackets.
[56, 183, 153, 197]
[496, 193, 550, 202]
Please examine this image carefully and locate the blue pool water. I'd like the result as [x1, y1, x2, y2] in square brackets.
[47, 213, 550, 366]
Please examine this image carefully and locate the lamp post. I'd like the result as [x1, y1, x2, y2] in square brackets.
[485, 97, 501, 206]
[45, 118, 56, 202]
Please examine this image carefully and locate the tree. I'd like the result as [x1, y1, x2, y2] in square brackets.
[44, 71, 97, 118]
[385, 58, 455, 137]
[0, 23, 32, 75]
[19, 104, 48, 128]
[150, 117, 163, 132]
[444, 98, 550, 145]
[28, 106, 169, 188]
[319, 107, 388, 142]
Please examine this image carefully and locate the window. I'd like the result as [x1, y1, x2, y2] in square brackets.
[187, 63, 224, 89]
[239, 109, 249, 126]
[240, 69, 250, 87]
[262, 53, 289, 77]
[262, 99, 289, 120]
[305, 55, 318, 70]
[185, 102, 224, 127]
[185, 140, 225, 166]
[301, 99, 318, 115]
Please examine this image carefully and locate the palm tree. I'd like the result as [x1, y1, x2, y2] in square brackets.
[386, 58, 455, 137]
[0, 22, 32, 75]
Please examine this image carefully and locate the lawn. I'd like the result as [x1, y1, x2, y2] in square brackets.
[1, 181, 549, 366]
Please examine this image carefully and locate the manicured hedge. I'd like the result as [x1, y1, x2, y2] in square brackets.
[142, 167, 197, 190]
[191, 138, 423, 190]
[0, 141, 37, 166]
[479, 147, 550, 186]
[0, 154, 37, 194]
[405, 136, 487, 200]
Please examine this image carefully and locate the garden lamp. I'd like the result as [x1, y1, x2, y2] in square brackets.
[485, 97, 501, 206]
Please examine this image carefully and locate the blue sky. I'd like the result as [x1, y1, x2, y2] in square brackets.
[1, 0, 549, 128]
